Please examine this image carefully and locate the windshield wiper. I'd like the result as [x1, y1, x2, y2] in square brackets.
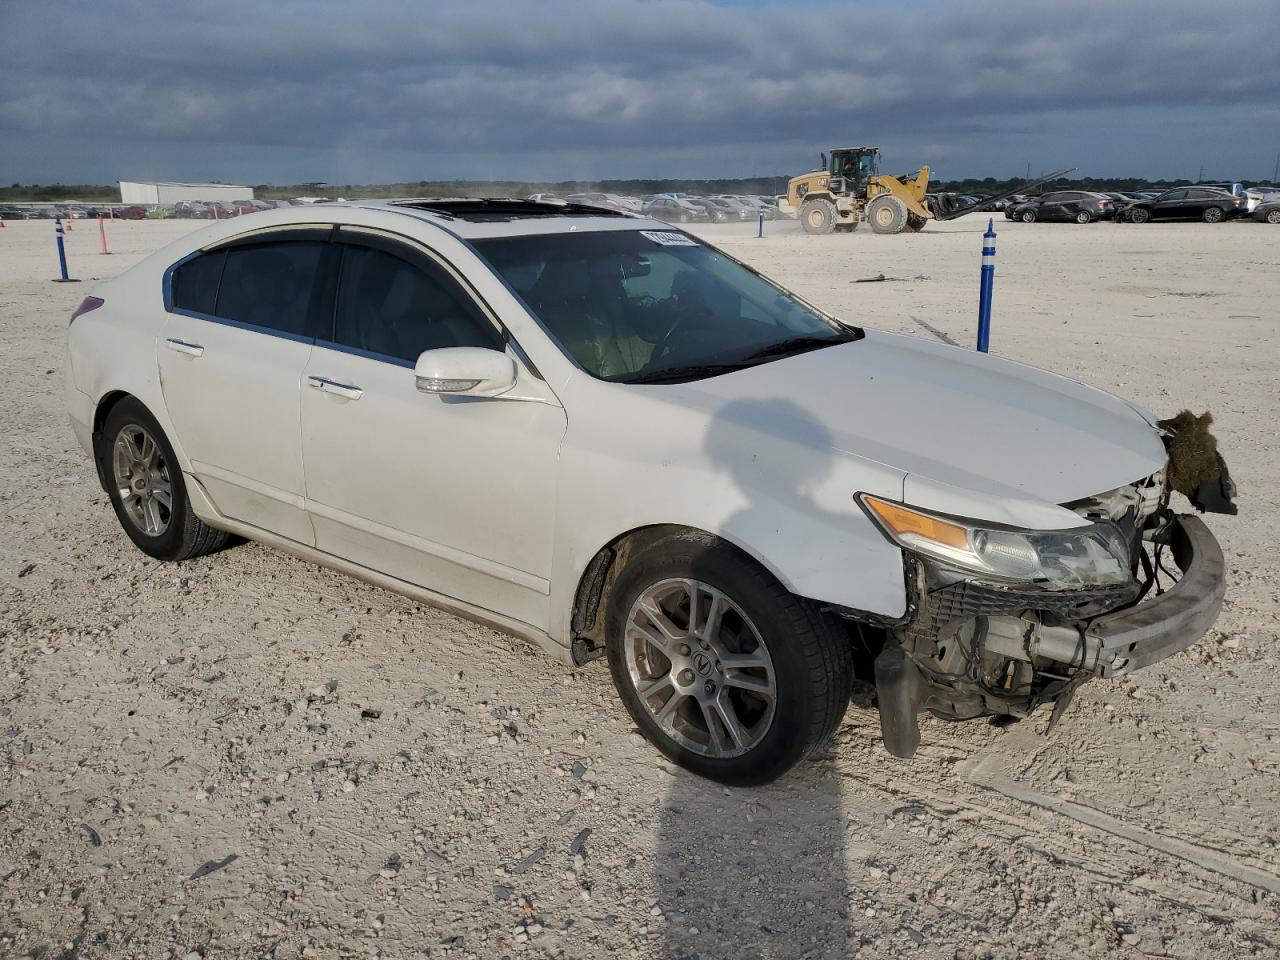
[742, 334, 856, 362]
[617, 362, 752, 385]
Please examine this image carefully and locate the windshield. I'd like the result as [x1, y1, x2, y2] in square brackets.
[473, 230, 858, 383]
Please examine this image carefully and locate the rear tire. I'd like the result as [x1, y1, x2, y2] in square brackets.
[1203, 206, 1224, 223]
[1020, 208, 1037, 223]
[1075, 210, 1093, 224]
[800, 198, 837, 235]
[866, 195, 909, 234]
[605, 534, 852, 785]
[97, 397, 230, 562]
[1129, 207, 1151, 224]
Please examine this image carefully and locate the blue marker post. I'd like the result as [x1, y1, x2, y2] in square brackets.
[53, 216, 79, 283]
[976, 217, 996, 352]
[757, 209, 765, 238]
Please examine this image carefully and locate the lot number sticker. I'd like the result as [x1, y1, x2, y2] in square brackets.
[640, 231, 697, 246]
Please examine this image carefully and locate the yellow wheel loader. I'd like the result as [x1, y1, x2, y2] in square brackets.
[787, 146, 1070, 235]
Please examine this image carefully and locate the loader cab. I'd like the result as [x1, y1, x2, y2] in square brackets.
[826, 147, 879, 195]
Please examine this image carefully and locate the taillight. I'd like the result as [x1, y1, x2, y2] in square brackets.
[1098, 199, 1111, 205]
[69, 296, 103, 325]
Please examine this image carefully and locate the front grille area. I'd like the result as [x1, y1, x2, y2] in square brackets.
[903, 571, 1139, 649]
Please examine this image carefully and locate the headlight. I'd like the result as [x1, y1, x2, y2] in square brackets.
[859, 495, 1132, 588]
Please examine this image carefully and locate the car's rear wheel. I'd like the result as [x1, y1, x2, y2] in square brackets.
[1020, 208, 1037, 223]
[1075, 210, 1093, 224]
[605, 534, 852, 785]
[1129, 207, 1151, 224]
[1203, 206, 1224, 223]
[98, 397, 229, 562]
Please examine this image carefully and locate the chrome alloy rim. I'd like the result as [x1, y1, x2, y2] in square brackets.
[112, 424, 172, 536]
[624, 578, 776, 758]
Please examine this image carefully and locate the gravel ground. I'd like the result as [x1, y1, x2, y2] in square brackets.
[1, 213, 1278, 959]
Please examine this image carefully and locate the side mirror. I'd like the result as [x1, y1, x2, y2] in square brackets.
[414, 347, 516, 398]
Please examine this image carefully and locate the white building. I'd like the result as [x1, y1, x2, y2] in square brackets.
[119, 181, 254, 205]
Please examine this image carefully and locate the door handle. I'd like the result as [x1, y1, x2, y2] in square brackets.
[307, 375, 363, 401]
[165, 338, 204, 357]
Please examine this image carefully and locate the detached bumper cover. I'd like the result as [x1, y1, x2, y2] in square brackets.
[1086, 515, 1225, 677]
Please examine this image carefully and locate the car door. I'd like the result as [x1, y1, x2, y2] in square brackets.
[159, 227, 333, 545]
[1038, 192, 1068, 220]
[299, 229, 568, 630]
[1152, 190, 1186, 220]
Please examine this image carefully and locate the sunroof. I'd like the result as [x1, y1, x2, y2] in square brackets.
[388, 198, 630, 222]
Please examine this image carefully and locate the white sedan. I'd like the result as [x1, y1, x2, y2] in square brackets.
[64, 199, 1232, 783]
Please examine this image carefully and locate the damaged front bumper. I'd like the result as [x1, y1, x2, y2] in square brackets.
[874, 513, 1226, 758]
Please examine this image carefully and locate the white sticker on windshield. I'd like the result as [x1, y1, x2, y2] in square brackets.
[640, 230, 697, 246]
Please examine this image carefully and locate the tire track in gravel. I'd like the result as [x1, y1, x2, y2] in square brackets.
[830, 718, 1280, 943]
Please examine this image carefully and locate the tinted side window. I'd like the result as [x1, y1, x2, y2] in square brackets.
[217, 242, 325, 336]
[332, 245, 501, 363]
[171, 251, 225, 314]
[1162, 190, 1186, 201]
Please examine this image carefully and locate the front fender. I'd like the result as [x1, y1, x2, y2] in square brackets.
[547, 380, 910, 645]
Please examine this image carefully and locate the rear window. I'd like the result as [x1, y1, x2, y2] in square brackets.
[216, 242, 325, 336]
[171, 251, 225, 315]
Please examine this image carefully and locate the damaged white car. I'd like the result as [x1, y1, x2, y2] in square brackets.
[64, 199, 1235, 784]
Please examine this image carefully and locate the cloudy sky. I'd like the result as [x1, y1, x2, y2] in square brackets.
[2, 0, 1277, 186]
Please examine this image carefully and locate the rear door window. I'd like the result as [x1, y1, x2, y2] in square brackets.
[217, 242, 327, 337]
[330, 243, 502, 364]
[171, 250, 225, 315]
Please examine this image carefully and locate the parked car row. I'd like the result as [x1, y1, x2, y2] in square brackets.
[1002, 186, 1275, 224]
[525, 192, 784, 224]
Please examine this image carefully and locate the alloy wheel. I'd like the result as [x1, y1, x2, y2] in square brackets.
[624, 578, 776, 758]
[112, 424, 172, 536]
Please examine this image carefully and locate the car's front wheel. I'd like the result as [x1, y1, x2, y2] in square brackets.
[605, 534, 852, 785]
[98, 397, 230, 562]
[1020, 208, 1037, 223]
[1267, 208, 1280, 225]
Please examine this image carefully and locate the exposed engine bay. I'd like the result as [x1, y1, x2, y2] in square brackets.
[868, 412, 1236, 758]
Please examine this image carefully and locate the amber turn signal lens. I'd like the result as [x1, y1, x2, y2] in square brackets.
[861, 496, 970, 550]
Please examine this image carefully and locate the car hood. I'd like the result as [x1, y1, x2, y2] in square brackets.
[668, 330, 1167, 523]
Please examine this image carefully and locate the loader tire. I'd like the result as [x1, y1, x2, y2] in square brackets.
[906, 214, 927, 232]
[867, 195, 908, 234]
[800, 198, 837, 235]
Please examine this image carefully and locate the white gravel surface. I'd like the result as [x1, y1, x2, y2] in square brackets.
[1, 213, 1278, 959]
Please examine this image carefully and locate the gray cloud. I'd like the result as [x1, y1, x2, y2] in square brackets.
[2, 0, 1277, 184]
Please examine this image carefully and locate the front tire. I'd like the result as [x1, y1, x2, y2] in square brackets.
[866, 195, 909, 234]
[605, 534, 852, 785]
[1020, 208, 1037, 223]
[1267, 208, 1280, 225]
[98, 397, 229, 562]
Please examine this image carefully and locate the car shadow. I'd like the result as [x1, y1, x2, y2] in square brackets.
[655, 397, 869, 959]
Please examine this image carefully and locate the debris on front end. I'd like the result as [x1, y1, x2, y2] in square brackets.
[869, 411, 1235, 759]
